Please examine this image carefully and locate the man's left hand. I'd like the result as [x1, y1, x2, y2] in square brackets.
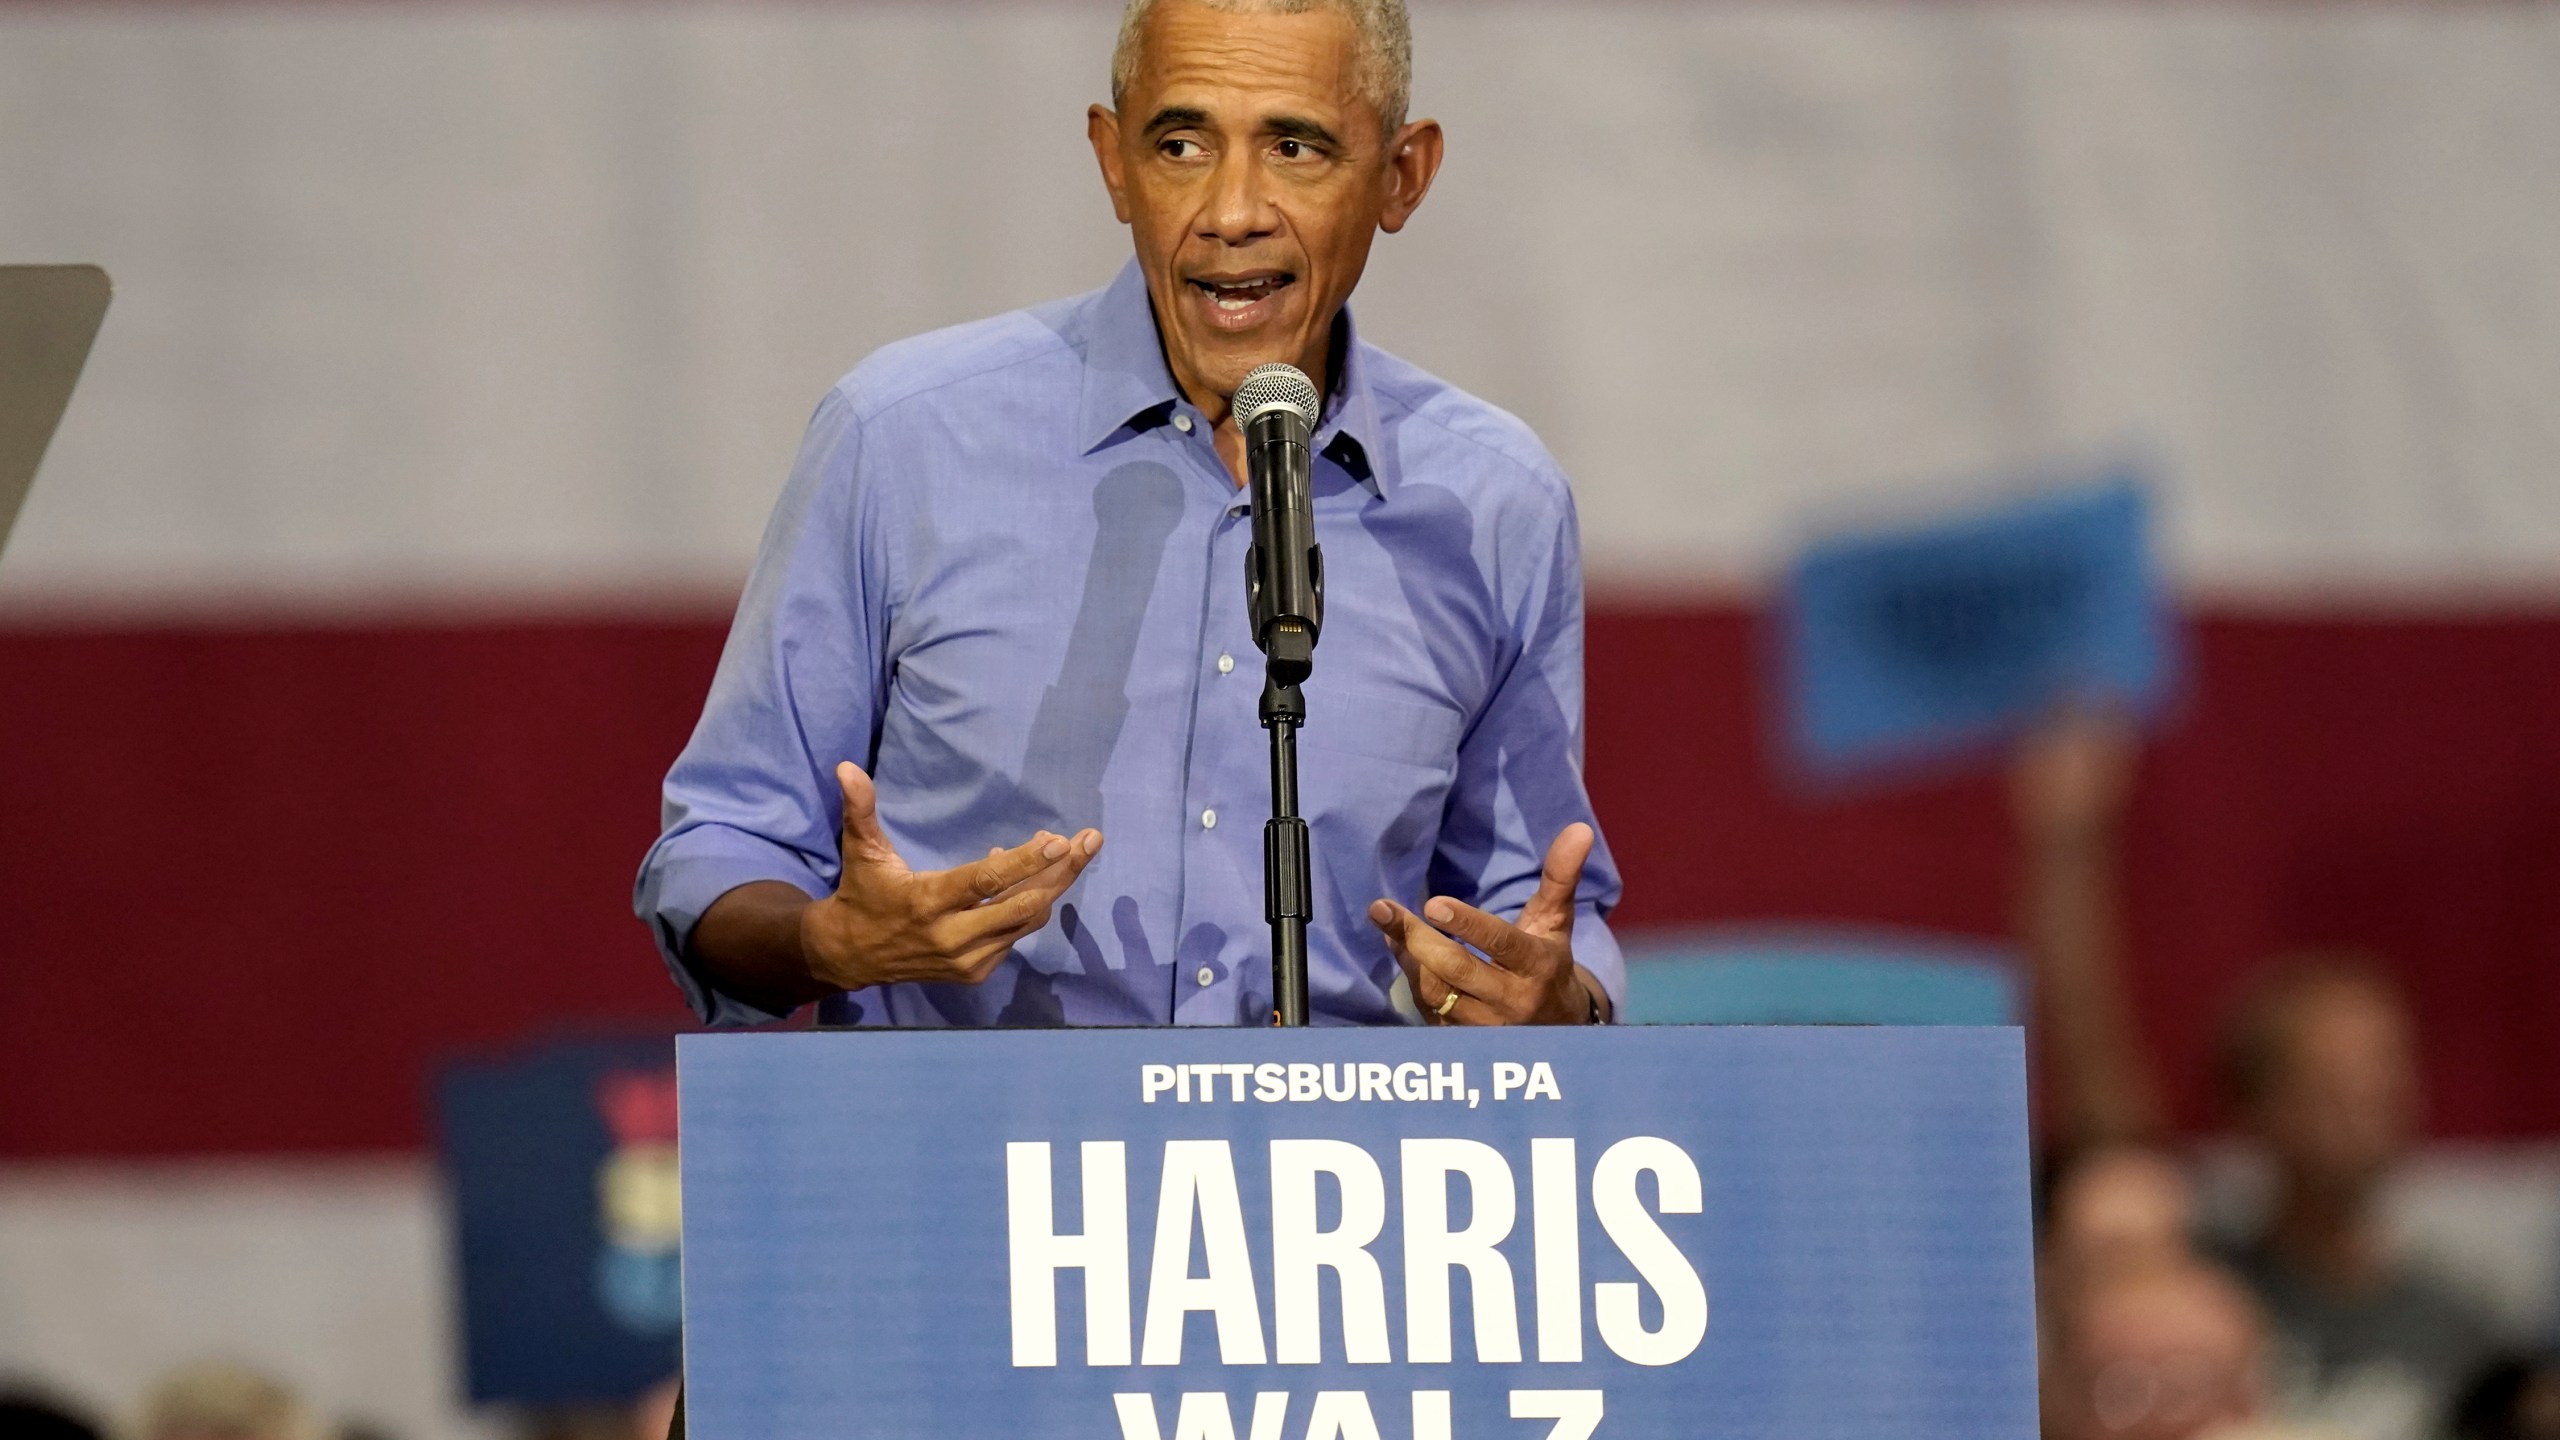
[1368, 823, 1606, 1025]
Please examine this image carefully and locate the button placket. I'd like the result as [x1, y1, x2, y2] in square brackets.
[1172, 472, 1257, 1025]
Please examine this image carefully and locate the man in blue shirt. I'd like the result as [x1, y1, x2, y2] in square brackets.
[637, 0, 1623, 1029]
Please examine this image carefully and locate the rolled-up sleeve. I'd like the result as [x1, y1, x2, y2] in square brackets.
[635, 387, 893, 1026]
[1426, 462, 1627, 1015]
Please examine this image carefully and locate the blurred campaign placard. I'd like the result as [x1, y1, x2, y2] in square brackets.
[438, 1034, 683, 1404]
[1779, 471, 2176, 777]
[1618, 926, 2019, 1027]
[678, 1026, 2036, 1439]
[0, 264, 111, 559]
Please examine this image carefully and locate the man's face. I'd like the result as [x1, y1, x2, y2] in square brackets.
[1090, 0, 1440, 419]
[2254, 980, 2420, 1202]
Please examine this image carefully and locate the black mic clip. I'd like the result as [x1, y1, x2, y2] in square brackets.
[1246, 559, 1323, 685]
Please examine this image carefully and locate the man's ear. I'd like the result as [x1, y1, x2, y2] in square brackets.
[1089, 104, 1133, 225]
[1378, 118, 1445, 235]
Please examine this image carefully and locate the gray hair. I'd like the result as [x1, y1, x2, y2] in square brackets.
[1112, 0, 1413, 135]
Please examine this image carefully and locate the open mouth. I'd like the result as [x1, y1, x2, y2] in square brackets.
[1186, 272, 1296, 328]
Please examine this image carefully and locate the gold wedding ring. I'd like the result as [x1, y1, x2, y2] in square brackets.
[1433, 989, 1460, 1018]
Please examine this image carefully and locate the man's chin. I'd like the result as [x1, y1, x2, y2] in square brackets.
[1174, 305, 1323, 387]
[1175, 336, 1297, 406]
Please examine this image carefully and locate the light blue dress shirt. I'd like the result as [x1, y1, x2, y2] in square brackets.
[636, 261, 1622, 1028]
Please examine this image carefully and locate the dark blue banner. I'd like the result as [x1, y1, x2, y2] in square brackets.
[438, 1034, 684, 1404]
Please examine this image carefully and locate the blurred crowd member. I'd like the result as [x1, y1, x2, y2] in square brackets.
[2013, 715, 2499, 1440]
[0, 1390, 105, 1440]
[2041, 1256, 2275, 1440]
[2219, 963, 2498, 1439]
[136, 1365, 320, 1440]
[2450, 1356, 2560, 1440]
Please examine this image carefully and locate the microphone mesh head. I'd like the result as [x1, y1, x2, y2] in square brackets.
[1235, 363, 1321, 429]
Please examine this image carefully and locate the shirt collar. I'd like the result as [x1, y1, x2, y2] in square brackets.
[1077, 258, 1392, 497]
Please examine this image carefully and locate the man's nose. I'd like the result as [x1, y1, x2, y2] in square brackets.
[1198, 150, 1279, 246]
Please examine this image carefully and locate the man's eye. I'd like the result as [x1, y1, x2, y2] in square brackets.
[1161, 138, 1204, 159]
[1275, 139, 1311, 160]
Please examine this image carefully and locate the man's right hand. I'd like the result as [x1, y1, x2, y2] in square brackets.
[798, 761, 1103, 990]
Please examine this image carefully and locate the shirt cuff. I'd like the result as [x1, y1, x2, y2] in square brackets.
[635, 824, 832, 1028]
[1572, 904, 1626, 1022]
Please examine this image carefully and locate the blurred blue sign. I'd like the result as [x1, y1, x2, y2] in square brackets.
[679, 1026, 2037, 1439]
[1620, 926, 2018, 1027]
[1780, 472, 2176, 777]
[438, 1034, 683, 1404]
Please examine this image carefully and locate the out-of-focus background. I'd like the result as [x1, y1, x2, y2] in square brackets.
[2, 1, 2557, 1438]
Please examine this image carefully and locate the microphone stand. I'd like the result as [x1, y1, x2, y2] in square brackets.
[1236, 361, 1323, 1029]
[1261, 661, 1312, 1028]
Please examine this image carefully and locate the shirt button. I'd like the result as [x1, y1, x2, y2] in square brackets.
[1217, 653, 1235, 675]
[1173, 413, 1194, 433]
[1196, 966, 1216, 987]
[1201, 808, 1218, 830]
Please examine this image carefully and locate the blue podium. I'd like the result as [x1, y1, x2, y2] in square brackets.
[677, 1026, 2037, 1439]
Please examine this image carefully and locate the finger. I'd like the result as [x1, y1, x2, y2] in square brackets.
[1516, 823, 1594, 939]
[835, 762, 904, 869]
[946, 868, 1104, 980]
[929, 831, 1075, 909]
[981, 829, 1106, 904]
[1373, 898, 1447, 971]
[936, 838, 1106, 957]
[1371, 899, 1425, 997]
[945, 828, 1105, 910]
[1381, 901, 1517, 1013]
[1435, 990, 1512, 1027]
[958, 861, 1089, 968]
[1374, 900, 1499, 998]
[942, 871, 1079, 949]
[1422, 896, 1544, 974]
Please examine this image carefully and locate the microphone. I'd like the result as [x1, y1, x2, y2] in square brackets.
[1235, 362, 1325, 687]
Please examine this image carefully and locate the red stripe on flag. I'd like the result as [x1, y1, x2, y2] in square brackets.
[1, 606, 2555, 1157]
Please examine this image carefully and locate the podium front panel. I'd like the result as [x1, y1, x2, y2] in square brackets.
[678, 1025, 2034, 1439]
